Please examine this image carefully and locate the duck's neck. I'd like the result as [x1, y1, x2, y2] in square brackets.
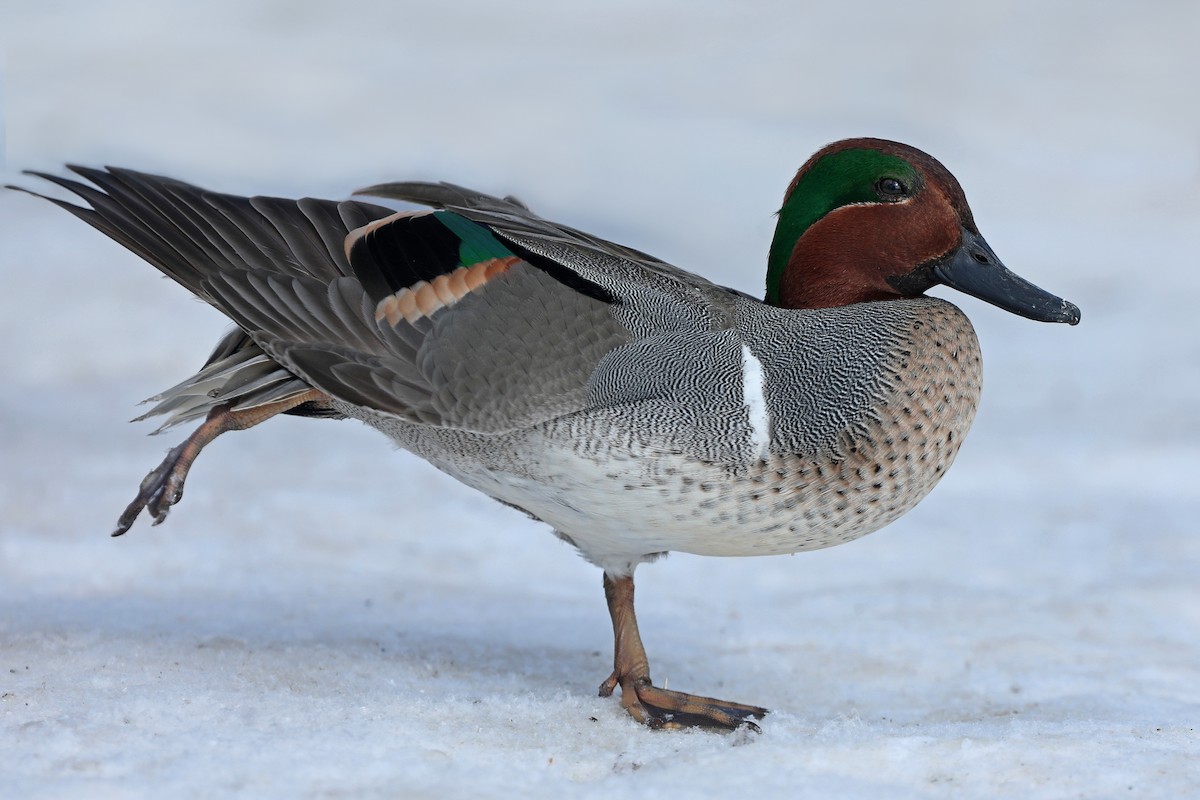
[774, 260, 902, 310]
[767, 202, 911, 311]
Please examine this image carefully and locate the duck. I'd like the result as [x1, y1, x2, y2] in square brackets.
[12, 138, 1080, 731]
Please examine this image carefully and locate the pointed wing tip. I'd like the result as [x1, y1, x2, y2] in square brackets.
[7, 168, 67, 194]
[6, 174, 88, 208]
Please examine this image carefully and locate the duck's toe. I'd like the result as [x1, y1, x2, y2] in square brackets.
[114, 440, 192, 535]
[601, 672, 766, 732]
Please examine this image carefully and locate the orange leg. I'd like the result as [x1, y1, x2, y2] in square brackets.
[113, 389, 327, 536]
[598, 573, 767, 731]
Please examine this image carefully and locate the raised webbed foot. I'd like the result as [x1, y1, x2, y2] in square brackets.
[114, 439, 197, 534]
[113, 390, 326, 536]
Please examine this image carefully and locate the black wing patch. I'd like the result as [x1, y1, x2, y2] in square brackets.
[347, 210, 615, 307]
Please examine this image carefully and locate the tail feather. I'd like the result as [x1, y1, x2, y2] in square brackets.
[10, 168, 401, 431]
[131, 329, 317, 433]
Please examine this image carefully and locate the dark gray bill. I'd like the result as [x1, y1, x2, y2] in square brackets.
[934, 228, 1081, 325]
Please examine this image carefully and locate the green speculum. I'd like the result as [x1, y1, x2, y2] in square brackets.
[434, 211, 515, 266]
[766, 149, 917, 305]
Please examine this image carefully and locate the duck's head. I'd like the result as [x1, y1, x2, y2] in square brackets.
[767, 138, 1080, 325]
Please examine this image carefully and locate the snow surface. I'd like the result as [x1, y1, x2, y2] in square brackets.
[1, 1, 1198, 797]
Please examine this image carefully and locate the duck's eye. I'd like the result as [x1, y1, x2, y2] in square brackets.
[876, 177, 907, 199]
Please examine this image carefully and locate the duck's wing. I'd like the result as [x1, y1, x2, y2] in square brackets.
[357, 180, 735, 327]
[17, 169, 732, 433]
[14, 167, 399, 431]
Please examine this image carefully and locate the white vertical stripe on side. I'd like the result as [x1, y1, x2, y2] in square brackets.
[740, 344, 772, 460]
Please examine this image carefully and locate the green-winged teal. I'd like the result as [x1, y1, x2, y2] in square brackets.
[13, 138, 1080, 731]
